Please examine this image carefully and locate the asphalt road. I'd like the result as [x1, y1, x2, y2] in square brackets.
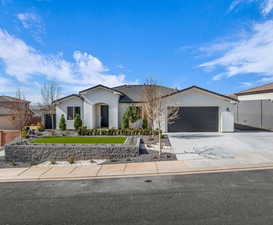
[1, 170, 273, 225]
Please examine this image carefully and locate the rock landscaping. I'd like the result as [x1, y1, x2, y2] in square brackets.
[1, 132, 176, 168]
[5, 136, 140, 163]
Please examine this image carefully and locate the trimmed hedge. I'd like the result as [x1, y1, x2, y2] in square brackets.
[78, 127, 161, 136]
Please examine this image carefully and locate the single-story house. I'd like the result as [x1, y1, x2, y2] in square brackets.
[0, 96, 30, 130]
[53, 84, 238, 132]
[234, 82, 273, 101]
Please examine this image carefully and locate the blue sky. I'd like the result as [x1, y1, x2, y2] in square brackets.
[1, 0, 273, 103]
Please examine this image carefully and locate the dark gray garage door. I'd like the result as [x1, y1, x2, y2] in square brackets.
[168, 107, 219, 132]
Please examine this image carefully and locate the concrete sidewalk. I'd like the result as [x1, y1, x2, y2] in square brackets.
[2, 160, 273, 182]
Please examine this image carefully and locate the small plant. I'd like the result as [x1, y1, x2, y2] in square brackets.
[11, 160, 17, 166]
[21, 129, 30, 139]
[67, 155, 76, 164]
[50, 159, 56, 165]
[30, 161, 38, 166]
[90, 159, 96, 163]
[74, 114, 82, 130]
[37, 123, 45, 132]
[59, 114, 66, 131]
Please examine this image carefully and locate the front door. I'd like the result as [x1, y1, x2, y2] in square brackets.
[100, 105, 109, 128]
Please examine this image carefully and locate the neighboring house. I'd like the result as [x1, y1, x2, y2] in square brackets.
[0, 96, 30, 130]
[234, 82, 273, 101]
[232, 82, 273, 131]
[53, 84, 237, 132]
[30, 105, 56, 129]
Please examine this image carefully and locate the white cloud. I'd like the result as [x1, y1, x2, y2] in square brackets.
[200, 21, 273, 82]
[262, 0, 273, 15]
[0, 77, 16, 93]
[240, 81, 255, 88]
[229, 0, 254, 12]
[0, 29, 128, 102]
[17, 12, 44, 43]
[230, 0, 273, 16]
[17, 13, 38, 29]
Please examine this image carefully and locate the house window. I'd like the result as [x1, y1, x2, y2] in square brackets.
[67, 106, 81, 120]
[75, 107, 81, 116]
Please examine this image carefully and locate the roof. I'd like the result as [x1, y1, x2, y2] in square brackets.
[0, 96, 30, 103]
[235, 82, 273, 96]
[0, 96, 30, 115]
[162, 86, 238, 102]
[53, 94, 82, 104]
[53, 84, 237, 105]
[227, 93, 238, 100]
[113, 85, 176, 103]
[79, 84, 124, 95]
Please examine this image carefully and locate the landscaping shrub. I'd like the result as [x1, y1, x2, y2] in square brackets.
[67, 155, 76, 164]
[37, 124, 45, 132]
[59, 114, 66, 131]
[142, 118, 148, 129]
[21, 128, 29, 139]
[122, 106, 142, 128]
[78, 127, 160, 136]
[74, 114, 82, 130]
[50, 159, 56, 165]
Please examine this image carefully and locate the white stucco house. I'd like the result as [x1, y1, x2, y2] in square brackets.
[53, 84, 238, 132]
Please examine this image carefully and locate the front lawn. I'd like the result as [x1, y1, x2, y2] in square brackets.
[31, 136, 127, 144]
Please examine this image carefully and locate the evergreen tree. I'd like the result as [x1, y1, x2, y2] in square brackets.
[74, 114, 82, 130]
[59, 114, 66, 131]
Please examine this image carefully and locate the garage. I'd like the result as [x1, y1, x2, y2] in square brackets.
[168, 106, 219, 132]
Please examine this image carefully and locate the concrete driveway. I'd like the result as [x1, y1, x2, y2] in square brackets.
[168, 131, 273, 169]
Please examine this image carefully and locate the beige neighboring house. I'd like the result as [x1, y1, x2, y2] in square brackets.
[0, 96, 30, 130]
[234, 82, 273, 101]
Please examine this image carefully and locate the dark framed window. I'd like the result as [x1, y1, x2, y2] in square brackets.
[75, 107, 81, 117]
[67, 106, 81, 120]
[67, 107, 74, 120]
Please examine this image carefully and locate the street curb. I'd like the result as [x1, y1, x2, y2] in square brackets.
[2, 163, 273, 183]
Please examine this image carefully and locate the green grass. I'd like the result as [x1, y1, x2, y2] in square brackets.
[31, 136, 127, 144]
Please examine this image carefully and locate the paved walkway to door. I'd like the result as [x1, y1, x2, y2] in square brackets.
[168, 131, 273, 168]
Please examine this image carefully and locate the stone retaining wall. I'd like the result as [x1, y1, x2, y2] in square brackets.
[5, 136, 140, 163]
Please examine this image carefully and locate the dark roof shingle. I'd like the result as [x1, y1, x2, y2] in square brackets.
[113, 85, 176, 103]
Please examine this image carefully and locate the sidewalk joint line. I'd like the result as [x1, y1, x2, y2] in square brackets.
[39, 167, 53, 178]
[95, 165, 102, 177]
[69, 166, 78, 174]
[123, 163, 128, 172]
[17, 167, 31, 176]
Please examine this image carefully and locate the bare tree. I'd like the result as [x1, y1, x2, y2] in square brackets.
[143, 78, 180, 155]
[15, 88, 25, 100]
[41, 81, 61, 129]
